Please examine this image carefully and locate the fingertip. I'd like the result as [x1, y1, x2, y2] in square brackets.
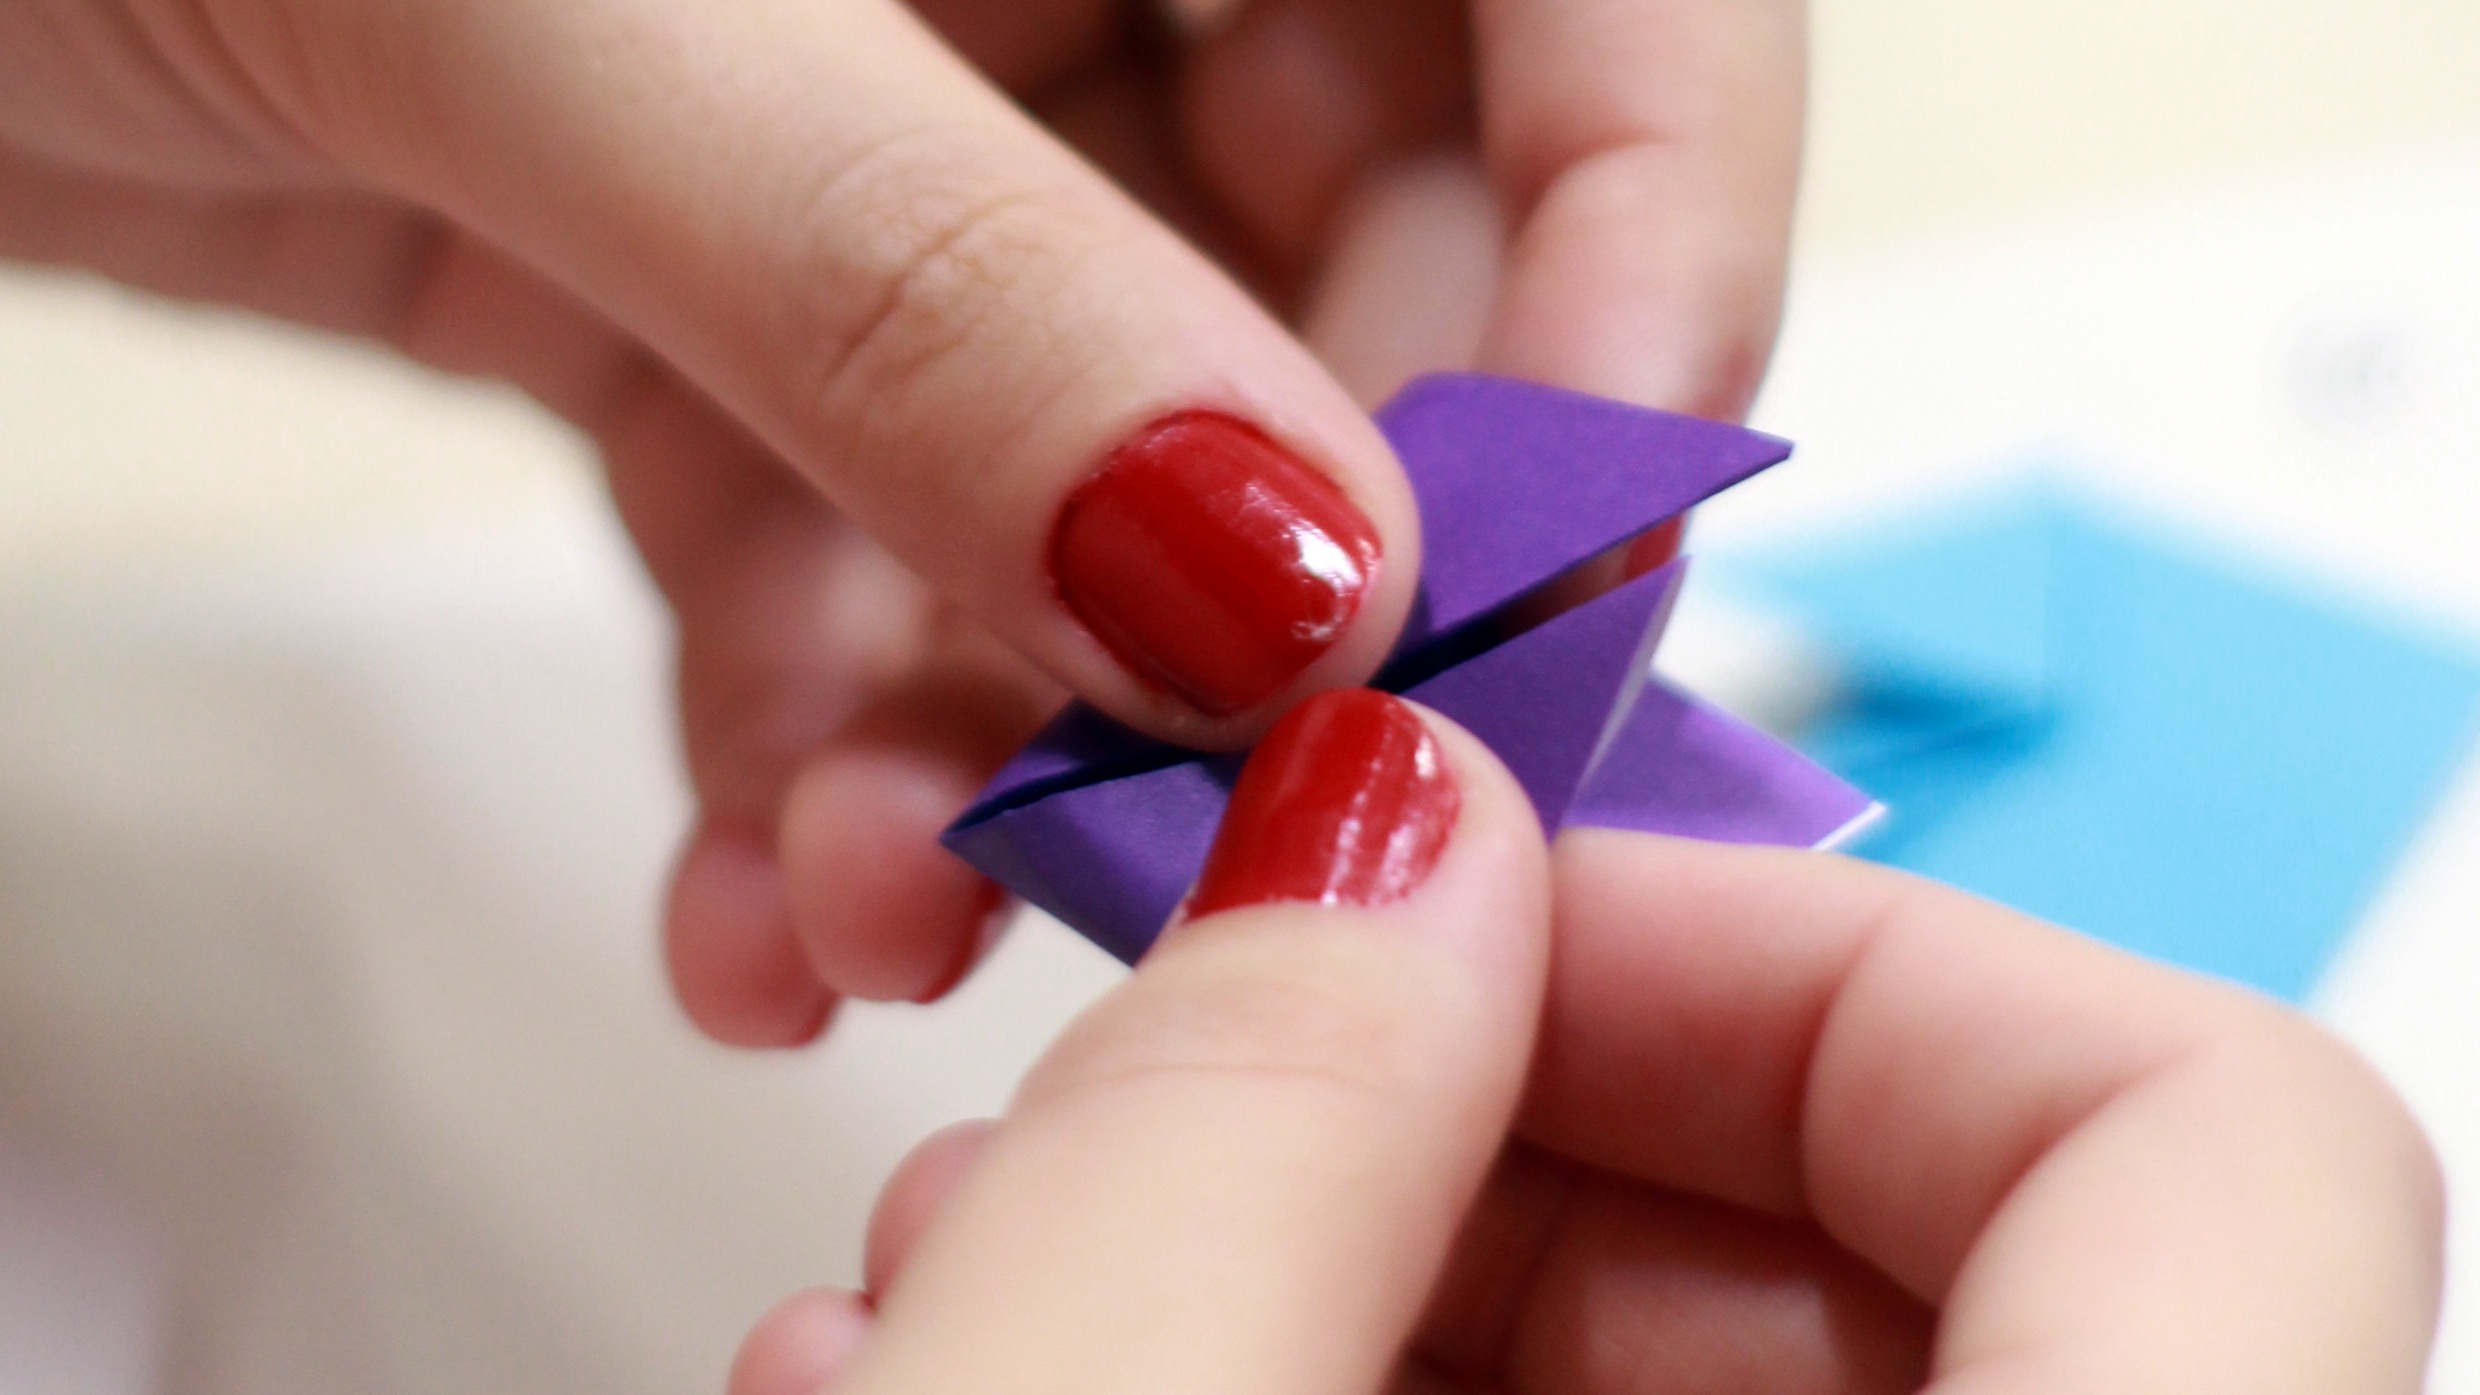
[778, 747, 1000, 1003]
[910, 889, 1013, 1006]
[666, 824, 840, 1050]
[728, 1288, 875, 1395]
[864, 1119, 999, 1296]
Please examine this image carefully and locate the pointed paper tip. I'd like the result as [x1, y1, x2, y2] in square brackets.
[1377, 374, 1793, 647]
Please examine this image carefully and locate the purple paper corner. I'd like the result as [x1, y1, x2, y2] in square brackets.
[1567, 679, 1878, 848]
[1377, 373, 1793, 645]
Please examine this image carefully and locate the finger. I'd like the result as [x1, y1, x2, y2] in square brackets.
[832, 691, 1551, 1395]
[777, 639, 1060, 1003]
[729, 1288, 876, 1395]
[0, 152, 347, 315]
[664, 824, 837, 1050]
[1495, 1182, 1923, 1395]
[236, 0, 1421, 743]
[417, 211, 1051, 1027]
[1416, 1146, 1930, 1395]
[863, 1120, 1000, 1295]
[1472, 0, 1805, 419]
[777, 744, 1011, 1006]
[595, 345, 1006, 1036]
[1532, 832, 2443, 1391]
[590, 341, 924, 1040]
[1179, 0, 1474, 264]
[853, 1112, 1934, 1395]
[1034, 54, 1296, 311]
[1297, 151, 1503, 406]
[863, 1117, 1912, 1395]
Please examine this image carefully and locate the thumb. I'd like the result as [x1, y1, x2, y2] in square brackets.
[838, 690, 1551, 1395]
[243, 0, 1419, 745]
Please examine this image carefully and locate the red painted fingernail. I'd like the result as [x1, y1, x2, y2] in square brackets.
[1188, 689, 1459, 917]
[1051, 411, 1382, 717]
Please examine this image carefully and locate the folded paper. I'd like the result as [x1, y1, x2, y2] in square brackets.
[945, 373, 1879, 964]
[1716, 484, 2480, 1001]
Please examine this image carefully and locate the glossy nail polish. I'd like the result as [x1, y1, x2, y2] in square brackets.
[1188, 689, 1459, 917]
[1051, 412, 1382, 717]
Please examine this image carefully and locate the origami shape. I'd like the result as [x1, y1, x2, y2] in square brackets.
[944, 374, 1880, 964]
[1715, 484, 2480, 1001]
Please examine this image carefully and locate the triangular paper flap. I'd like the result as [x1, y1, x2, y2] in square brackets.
[1403, 561, 1684, 831]
[949, 703, 1193, 832]
[1379, 374, 1792, 653]
[944, 752, 1240, 965]
[1566, 678, 1880, 848]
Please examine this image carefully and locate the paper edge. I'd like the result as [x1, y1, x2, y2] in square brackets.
[1813, 801, 1890, 852]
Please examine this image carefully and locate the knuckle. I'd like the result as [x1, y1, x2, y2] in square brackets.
[787, 136, 1099, 465]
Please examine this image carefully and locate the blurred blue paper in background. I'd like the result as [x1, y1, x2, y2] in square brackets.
[1718, 484, 2480, 1001]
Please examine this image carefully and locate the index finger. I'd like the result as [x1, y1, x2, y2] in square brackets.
[1472, 0, 1805, 420]
[1532, 831, 2442, 1391]
[244, 0, 1421, 745]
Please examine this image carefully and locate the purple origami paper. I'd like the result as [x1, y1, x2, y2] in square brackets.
[943, 373, 1879, 965]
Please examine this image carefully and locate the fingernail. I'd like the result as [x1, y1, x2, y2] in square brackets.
[1050, 411, 1381, 717]
[1188, 689, 1458, 917]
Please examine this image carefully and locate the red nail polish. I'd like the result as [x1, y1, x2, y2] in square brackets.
[1051, 412, 1382, 717]
[1188, 689, 1459, 917]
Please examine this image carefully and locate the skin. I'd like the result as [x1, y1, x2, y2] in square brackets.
[0, 0, 1805, 1040]
[736, 712, 2445, 1395]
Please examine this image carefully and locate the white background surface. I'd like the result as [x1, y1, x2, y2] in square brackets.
[5, 2, 2480, 1389]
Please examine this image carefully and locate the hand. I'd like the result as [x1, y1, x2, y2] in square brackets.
[0, 0, 1802, 1043]
[731, 691, 2442, 1395]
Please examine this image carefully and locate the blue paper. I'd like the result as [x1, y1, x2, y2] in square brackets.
[1723, 485, 2480, 1000]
